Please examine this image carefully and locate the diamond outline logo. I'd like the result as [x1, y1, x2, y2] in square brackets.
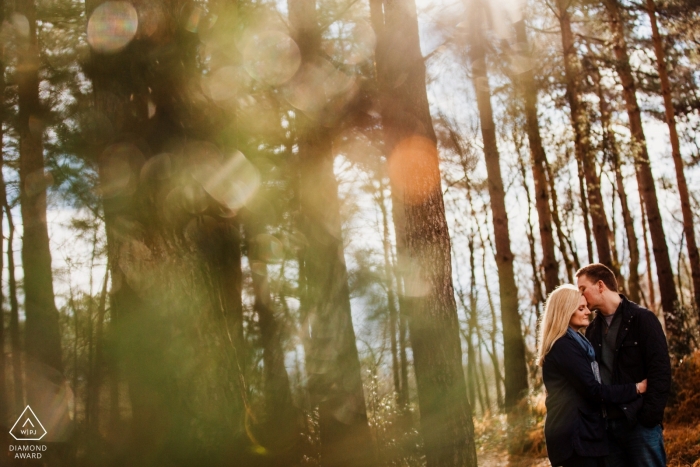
[9, 406, 47, 441]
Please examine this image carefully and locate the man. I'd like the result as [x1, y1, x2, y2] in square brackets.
[577, 263, 671, 467]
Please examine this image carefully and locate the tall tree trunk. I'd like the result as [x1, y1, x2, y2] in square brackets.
[2, 189, 23, 413]
[86, 0, 251, 463]
[475, 328, 492, 411]
[590, 59, 641, 303]
[645, 0, 700, 314]
[242, 216, 300, 465]
[0, 6, 7, 424]
[577, 149, 595, 264]
[468, 9, 528, 415]
[557, 0, 616, 273]
[545, 160, 577, 280]
[377, 177, 402, 400]
[370, 0, 477, 463]
[513, 20, 559, 294]
[288, 1, 374, 465]
[470, 188, 504, 409]
[86, 269, 108, 456]
[519, 153, 544, 316]
[17, 0, 65, 427]
[602, 0, 681, 347]
[640, 196, 658, 312]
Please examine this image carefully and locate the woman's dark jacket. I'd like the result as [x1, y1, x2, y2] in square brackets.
[542, 331, 639, 465]
[585, 295, 671, 428]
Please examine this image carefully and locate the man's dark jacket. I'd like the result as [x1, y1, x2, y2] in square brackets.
[542, 332, 638, 465]
[585, 295, 672, 427]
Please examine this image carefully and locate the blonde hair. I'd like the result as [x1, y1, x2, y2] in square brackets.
[536, 284, 582, 366]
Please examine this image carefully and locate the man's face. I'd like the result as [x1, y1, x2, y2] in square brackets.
[577, 274, 603, 310]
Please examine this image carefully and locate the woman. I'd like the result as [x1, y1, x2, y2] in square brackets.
[537, 284, 647, 467]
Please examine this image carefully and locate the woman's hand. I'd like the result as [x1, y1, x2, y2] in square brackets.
[636, 379, 647, 394]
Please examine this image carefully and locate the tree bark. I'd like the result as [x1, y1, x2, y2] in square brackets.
[17, 0, 63, 379]
[469, 187, 504, 409]
[377, 177, 402, 400]
[645, 0, 700, 314]
[640, 195, 658, 312]
[370, 0, 477, 463]
[557, 0, 616, 274]
[469, 11, 528, 414]
[242, 216, 301, 465]
[545, 160, 577, 280]
[0, 6, 7, 423]
[602, 0, 681, 346]
[513, 20, 559, 294]
[2, 189, 23, 413]
[590, 59, 641, 303]
[288, 1, 375, 465]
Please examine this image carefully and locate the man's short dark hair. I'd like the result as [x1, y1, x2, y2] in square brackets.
[576, 263, 618, 292]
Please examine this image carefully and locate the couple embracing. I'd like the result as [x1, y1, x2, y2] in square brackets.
[538, 263, 671, 467]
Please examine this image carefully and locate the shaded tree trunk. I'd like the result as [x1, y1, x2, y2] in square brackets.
[288, 1, 374, 465]
[589, 59, 641, 303]
[645, 0, 700, 314]
[17, 0, 63, 379]
[602, 0, 681, 347]
[242, 216, 301, 466]
[577, 148, 595, 264]
[469, 187, 504, 409]
[2, 188, 23, 413]
[640, 196, 658, 312]
[557, 0, 616, 273]
[545, 160, 577, 280]
[0, 5, 7, 423]
[376, 177, 402, 400]
[513, 20, 559, 294]
[370, 0, 477, 463]
[468, 10, 528, 414]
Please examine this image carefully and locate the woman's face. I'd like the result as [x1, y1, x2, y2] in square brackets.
[569, 295, 591, 331]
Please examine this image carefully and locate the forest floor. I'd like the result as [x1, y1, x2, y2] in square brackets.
[477, 451, 549, 466]
[475, 419, 700, 466]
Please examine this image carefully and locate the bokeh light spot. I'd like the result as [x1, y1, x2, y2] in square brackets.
[284, 60, 355, 118]
[388, 136, 441, 205]
[98, 142, 144, 198]
[344, 21, 376, 65]
[11, 13, 29, 38]
[194, 151, 260, 211]
[202, 66, 243, 103]
[255, 233, 285, 264]
[87, 1, 138, 54]
[242, 30, 301, 86]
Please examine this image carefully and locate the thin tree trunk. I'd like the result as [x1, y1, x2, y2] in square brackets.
[602, 0, 680, 347]
[475, 328, 492, 412]
[557, 0, 616, 273]
[376, 176, 401, 400]
[469, 9, 528, 415]
[645, 0, 700, 314]
[289, 1, 374, 465]
[370, 0, 477, 462]
[17, 0, 63, 382]
[243, 217, 300, 465]
[518, 141, 545, 315]
[640, 195, 658, 312]
[87, 270, 108, 444]
[0, 0, 7, 427]
[577, 156, 595, 264]
[545, 160, 578, 280]
[513, 20, 559, 294]
[2, 189, 23, 413]
[474, 210, 505, 409]
[590, 59, 641, 303]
